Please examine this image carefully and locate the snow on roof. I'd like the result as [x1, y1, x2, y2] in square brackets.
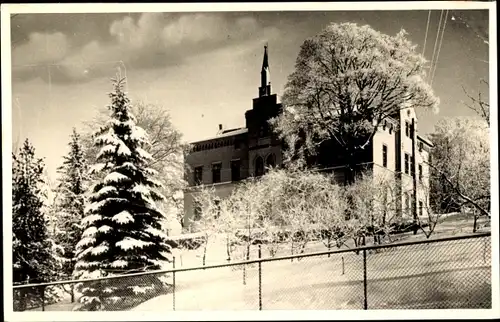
[190, 128, 248, 144]
[417, 135, 433, 147]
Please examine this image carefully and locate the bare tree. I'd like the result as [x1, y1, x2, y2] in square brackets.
[190, 186, 221, 266]
[258, 169, 323, 258]
[341, 172, 401, 249]
[462, 79, 490, 126]
[271, 22, 438, 183]
[427, 117, 490, 224]
[307, 175, 348, 256]
[213, 196, 242, 262]
[230, 178, 267, 261]
[412, 179, 446, 239]
[227, 168, 406, 260]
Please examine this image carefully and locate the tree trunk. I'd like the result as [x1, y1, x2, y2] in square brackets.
[203, 245, 207, 266]
[344, 146, 357, 186]
[298, 241, 307, 261]
[473, 214, 478, 233]
[71, 285, 75, 303]
[226, 236, 231, 262]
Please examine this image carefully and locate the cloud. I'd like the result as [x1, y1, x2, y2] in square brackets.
[12, 32, 70, 67]
[12, 32, 72, 82]
[12, 13, 280, 84]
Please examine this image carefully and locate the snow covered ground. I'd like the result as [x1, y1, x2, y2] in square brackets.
[26, 214, 491, 311]
[133, 237, 491, 310]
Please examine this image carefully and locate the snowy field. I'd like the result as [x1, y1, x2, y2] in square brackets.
[25, 214, 491, 311]
[133, 236, 491, 310]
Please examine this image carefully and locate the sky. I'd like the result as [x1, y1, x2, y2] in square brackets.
[9, 9, 490, 180]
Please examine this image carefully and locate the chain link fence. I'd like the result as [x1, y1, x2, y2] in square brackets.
[12, 232, 491, 311]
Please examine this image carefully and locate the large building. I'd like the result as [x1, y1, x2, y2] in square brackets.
[183, 46, 433, 229]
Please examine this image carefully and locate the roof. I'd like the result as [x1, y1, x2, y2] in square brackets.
[189, 128, 248, 144]
[417, 134, 433, 147]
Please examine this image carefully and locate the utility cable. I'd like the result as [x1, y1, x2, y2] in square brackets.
[428, 10, 444, 83]
[430, 10, 449, 86]
[422, 10, 432, 55]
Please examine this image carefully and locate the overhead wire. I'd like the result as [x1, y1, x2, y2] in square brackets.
[430, 10, 449, 86]
[428, 9, 444, 83]
[422, 10, 432, 55]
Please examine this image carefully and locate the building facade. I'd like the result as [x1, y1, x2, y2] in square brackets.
[183, 46, 433, 229]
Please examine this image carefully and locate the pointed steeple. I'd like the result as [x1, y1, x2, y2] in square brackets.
[259, 44, 271, 97]
[262, 45, 269, 72]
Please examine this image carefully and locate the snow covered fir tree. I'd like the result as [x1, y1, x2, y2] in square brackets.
[73, 76, 174, 311]
[53, 128, 89, 302]
[12, 139, 60, 310]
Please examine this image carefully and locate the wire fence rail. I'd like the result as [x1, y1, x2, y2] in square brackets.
[12, 232, 491, 311]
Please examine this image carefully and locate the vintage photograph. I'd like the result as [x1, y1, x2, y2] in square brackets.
[2, 2, 497, 318]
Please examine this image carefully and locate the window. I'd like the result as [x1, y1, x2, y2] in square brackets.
[404, 153, 410, 174]
[266, 154, 276, 171]
[212, 163, 221, 183]
[255, 156, 264, 177]
[419, 200, 423, 217]
[194, 166, 203, 185]
[405, 121, 411, 137]
[418, 141, 423, 152]
[410, 156, 415, 177]
[382, 145, 388, 168]
[231, 159, 241, 182]
[382, 121, 387, 131]
[418, 164, 423, 182]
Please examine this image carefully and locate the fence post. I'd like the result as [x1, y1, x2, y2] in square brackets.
[173, 256, 176, 311]
[483, 237, 487, 264]
[342, 256, 345, 275]
[363, 249, 368, 310]
[258, 245, 262, 311]
[41, 286, 46, 312]
[243, 248, 247, 286]
[473, 213, 478, 233]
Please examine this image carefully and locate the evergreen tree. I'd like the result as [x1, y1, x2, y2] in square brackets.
[53, 128, 89, 302]
[12, 139, 59, 310]
[73, 76, 173, 311]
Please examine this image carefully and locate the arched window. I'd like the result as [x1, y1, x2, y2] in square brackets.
[255, 156, 264, 177]
[265, 153, 276, 173]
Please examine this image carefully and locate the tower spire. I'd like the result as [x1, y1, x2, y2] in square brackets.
[259, 44, 271, 97]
